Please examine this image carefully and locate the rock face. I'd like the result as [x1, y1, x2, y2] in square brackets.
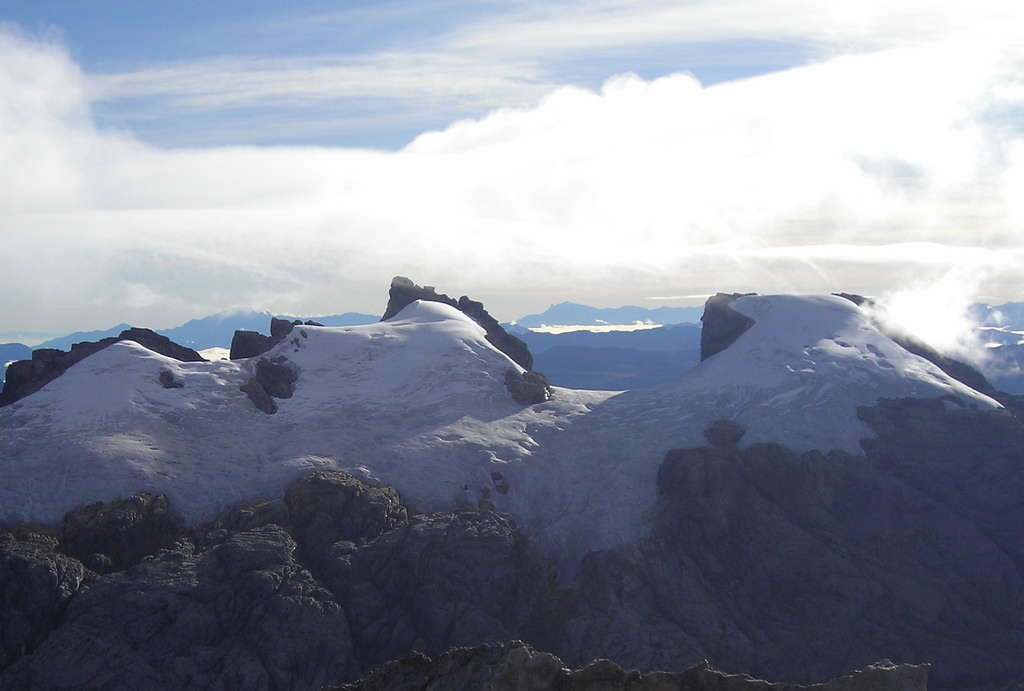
[0, 328, 204, 406]
[61, 493, 185, 574]
[504, 368, 552, 404]
[381, 276, 534, 370]
[2, 400, 1023, 689]
[699, 293, 756, 361]
[229, 317, 322, 360]
[331, 641, 929, 691]
[544, 398, 1024, 690]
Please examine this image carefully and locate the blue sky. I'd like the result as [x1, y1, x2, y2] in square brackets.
[1, 1, 1022, 349]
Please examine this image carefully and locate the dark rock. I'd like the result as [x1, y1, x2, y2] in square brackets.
[255, 356, 297, 399]
[240, 377, 276, 414]
[270, 317, 298, 340]
[0, 526, 354, 690]
[331, 641, 929, 691]
[229, 329, 276, 360]
[230, 318, 323, 360]
[1, 329, 203, 406]
[457, 295, 534, 371]
[0, 532, 89, 669]
[381, 276, 535, 370]
[60, 493, 185, 574]
[285, 471, 408, 572]
[549, 399, 1024, 690]
[323, 509, 556, 671]
[157, 370, 183, 389]
[703, 419, 745, 448]
[117, 328, 205, 364]
[505, 368, 552, 404]
[700, 293, 756, 361]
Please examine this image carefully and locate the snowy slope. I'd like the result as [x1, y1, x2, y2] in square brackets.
[0, 296, 999, 571]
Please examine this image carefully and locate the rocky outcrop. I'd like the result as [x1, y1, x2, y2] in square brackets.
[381, 276, 534, 370]
[0, 526, 354, 690]
[0, 532, 89, 670]
[545, 399, 1024, 690]
[229, 317, 323, 360]
[0, 328, 204, 406]
[331, 641, 929, 691]
[700, 293, 756, 361]
[240, 355, 299, 414]
[4, 401, 1023, 690]
[504, 368, 552, 404]
[0, 472, 552, 689]
[60, 493, 185, 574]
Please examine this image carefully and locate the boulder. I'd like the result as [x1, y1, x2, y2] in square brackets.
[255, 356, 297, 399]
[504, 368, 552, 404]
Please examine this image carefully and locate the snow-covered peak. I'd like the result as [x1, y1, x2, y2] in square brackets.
[0, 293, 1000, 572]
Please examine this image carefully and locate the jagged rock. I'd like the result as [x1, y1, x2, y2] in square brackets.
[197, 499, 291, 548]
[0, 526, 354, 690]
[505, 368, 552, 404]
[322, 509, 556, 671]
[330, 641, 930, 691]
[270, 317, 298, 340]
[60, 493, 185, 574]
[285, 471, 409, 572]
[0, 329, 203, 406]
[549, 406, 1024, 689]
[699, 293, 756, 361]
[457, 295, 534, 371]
[381, 276, 535, 370]
[255, 356, 297, 399]
[230, 318, 322, 360]
[229, 329, 276, 360]
[240, 377, 276, 413]
[0, 532, 89, 669]
[117, 328, 205, 364]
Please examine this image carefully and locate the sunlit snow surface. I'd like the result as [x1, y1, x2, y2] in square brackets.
[0, 296, 999, 570]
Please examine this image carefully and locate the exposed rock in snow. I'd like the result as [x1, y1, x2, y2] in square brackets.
[700, 292, 756, 361]
[382, 276, 534, 370]
[0, 327, 204, 406]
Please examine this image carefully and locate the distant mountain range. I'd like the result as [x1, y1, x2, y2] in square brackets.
[4, 301, 1024, 394]
[512, 301, 703, 328]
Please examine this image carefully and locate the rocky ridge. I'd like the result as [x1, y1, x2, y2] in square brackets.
[2, 464, 936, 690]
[0, 327, 205, 407]
[3, 387, 1023, 689]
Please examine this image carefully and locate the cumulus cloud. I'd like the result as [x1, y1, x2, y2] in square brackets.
[0, 22, 1022, 332]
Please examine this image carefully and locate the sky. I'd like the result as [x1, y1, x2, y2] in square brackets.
[1, 0, 1022, 342]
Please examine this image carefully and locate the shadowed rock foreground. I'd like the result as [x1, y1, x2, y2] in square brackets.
[2, 397, 1022, 689]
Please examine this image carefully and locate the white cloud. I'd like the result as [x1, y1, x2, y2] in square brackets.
[0, 22, 1022, 332]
